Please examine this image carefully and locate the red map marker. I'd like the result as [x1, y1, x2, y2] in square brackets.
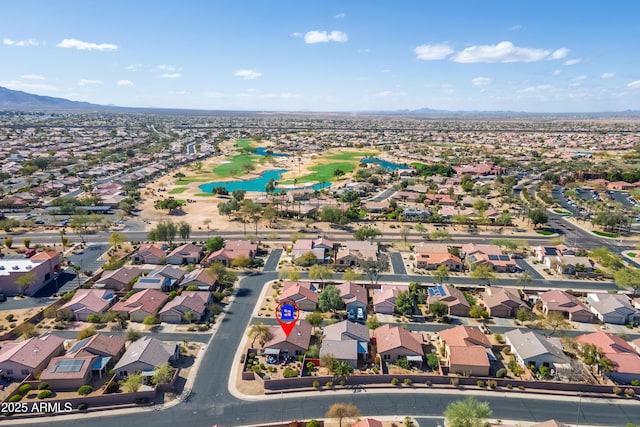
[275, 299, 300, 337]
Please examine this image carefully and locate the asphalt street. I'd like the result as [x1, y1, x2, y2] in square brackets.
[7, 251, 639, 427]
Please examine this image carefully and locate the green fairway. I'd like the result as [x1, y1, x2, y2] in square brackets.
[168, 187, 188, 194]
[236, 138, 256, 153]
[327, 151, 376, 161]
[211, 154, 258, 178]
[194, 193, 217, 197]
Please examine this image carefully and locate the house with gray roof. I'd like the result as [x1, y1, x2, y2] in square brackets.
[320, 320, 370, 368]
[113, 336, 179, 379]
[586, 293, 638, 325]
[504, 329, 569, 370]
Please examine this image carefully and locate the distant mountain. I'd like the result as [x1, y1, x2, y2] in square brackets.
[0, 86, 101, 110]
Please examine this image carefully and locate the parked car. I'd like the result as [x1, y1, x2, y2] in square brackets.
[24, 248, 36, 258]
[0, 292, 6, 302]
[347, 308, 356, 321]
[356, 307, 365, 322]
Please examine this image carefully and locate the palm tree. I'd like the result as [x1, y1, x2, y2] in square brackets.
[444, 396, 492, 427]
[331, 361, 354, 383]
[247, 322, 271, 347]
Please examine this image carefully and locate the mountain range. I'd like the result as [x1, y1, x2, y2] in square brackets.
[1, 85, 639, 117]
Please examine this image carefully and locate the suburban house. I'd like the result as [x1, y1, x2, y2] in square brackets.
[113, 336, 180, 379]
[321, 320, 370, 367]
[427, 284, 470, 317]
[39, 355, 101, 390]
[0, 251, 62, 296]
[545, 255, 594, 275]
[586, 293, 638, 325]
[462, 243, 517, 273]
[66, 334, 126, 361]
[480, 287, 527, 318]
[60, 289, 116, 321]
[180, 268, 217, 291]
[264, 320, 312, 357]
[505, 329, 570, 370]
[204, 239, 258, 267]
[373, 324, 424, 363]
[158, 290, 211, 323]
[539, 290, 596, 323]
[131, 243, 167, 265]
[576, 331, 640, 384]
[337, 282, 368, 316]
[97, 266, 144, 291]
[335, 240, 377, 266]
[439, 326, 493, 376]
[148, 265, 185, 289]
[533, 245, 576, 263]
[414, 243, 463, 271]
[290, 238, 332, 265]
[0, 334, 65, 380]
[111, 289, 169, 322]
[352, 419, 383, 427]
[166, 243, 203, 265]
[133, 275, 173, 292]
[278, 281, 318, 312]
[372, 285, 403, 314]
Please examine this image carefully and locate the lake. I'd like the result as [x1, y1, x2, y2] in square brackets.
[360, 157, 410, 171]
[254, 147, 290, 157]
[199, 169, 325, 193]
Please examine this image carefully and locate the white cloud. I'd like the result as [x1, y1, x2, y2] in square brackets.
[552, 70, 562, 76]
[452, 41, 568, 63]
[472, 77, 491, 86]
[563, 59, 581, 66]
[78, 79, 103, 86]
[21, 74, 45, 80]
[170, 90, 190, 95]
[601, 72, 615, 79]
[126, 64, 145, 71]
[550, 48, 569, 60]
[157, 64, 180, 71]
[334, 13, 345, 19]
[377, 91, 406, 97]
[1, 80, 57, 92]
[3, 38, 39, 47]
[160, 73, 181, 79]
[235, 69, 262, 80]
[57, 38, 117, 51]
[509, 24, 522, 31]
[628, 80, 640, 89]
[303, 30, 348, 44]
[522, 84, 552, 93]
[414, 43, 453, 60]
[117, 80, 134, 86]
[573, 75, 587, 81]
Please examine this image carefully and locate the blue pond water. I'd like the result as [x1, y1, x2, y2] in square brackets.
[199, 169, 325, 193]
[254, 147, 290, 157]
[360, 157, 410, 171]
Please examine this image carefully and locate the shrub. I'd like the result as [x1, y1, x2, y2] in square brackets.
[339, 379, 345, 386]
[517, 385, 526, 390]
[325, 381, 334, 388]
[624, 388, 636, 397]
[496, 368, 507, 378]
[312, 380, 320, 388]
[18, 384, 32, 395]
[77, 403, 88, 410]
[631, 379, 640, 387]
[37, 390, 53, 399]
[5, 313, 15, 321]
[391, 377, 399, 386]
[38, 382, 49, 390]
[487, 380, 498, 389]
[105, 381, 120, 393]
[476, 380, 485, 387]
[77, 385, 93, 396]
[450, 378, 459, 387]
[506, 383, 513, 389]
[306, 420, 322, 427]
[9, 394, 22, 402]
[283, 367, 299, 378]
[425, 380, 432, 387]
[87, 314, 101, 323]
[403, 378, 412, 386]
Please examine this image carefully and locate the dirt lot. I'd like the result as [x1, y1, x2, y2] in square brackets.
[0, 307, 42, 332]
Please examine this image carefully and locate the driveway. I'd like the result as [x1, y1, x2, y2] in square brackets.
[390, 252, 408, 275]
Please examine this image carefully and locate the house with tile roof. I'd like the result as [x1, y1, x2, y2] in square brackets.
[481, 287, 527, 318]
[576, 331, 640, 384]
[166, 243, 203, 265]
[158, 291, 211, 323]
[439, 326, 493, 376]
[113, 336, 180, 379]
[131, 243, 167, 265]
[462, 243, 517, 273]
[426, 284, 470, 317]
[337, 282, 368, 316]
[278, 281, 318, 312]
[204, 240, 258, 267]
[586, 293, 638, 325]
[39, 355, 98, 390]
[0, 334, 65, 380]
[539, 290, 595, 323]
[264, 320, 312, 357]
[60, 289, 116, 321]
[372, 285, 403, 314]
[373, 324, 423, 363]
[181, 267, 217, 290]
[97, 266, 143, 291]
[111, 289, 169, 322]
[335, 240, 378, 266]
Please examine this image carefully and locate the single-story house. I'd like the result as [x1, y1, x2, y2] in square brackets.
[97, 267, 144, 291]
[426, 284, 470, 317]
[481, 287, 527, 318]
[586, 293, 638, 325]
[131, 243, 167, 265]
[278, 281, 318, 312]
[372, 286, 403, 314]
[60, 289, 116, 321]
[539, 290, 595, 323]
[0, 334, 65, 380]
[374, 324, 423, 363]
[337, 282, 368, 316]
[264, 320, 312, 357]
[111, 289, 169, 322]
[181, 268, 217, 291]
[158, 291, 211, 323]
[439, 326, 493, 376]
[148, 265, 185, 289]
[576, 331, 640, 384]
[113, 336, 180, 379]
[505, 329, 569, 370]
[39, 355, 99, 390]
[166, 243, 203, 265]
[204, 239, 258, 267]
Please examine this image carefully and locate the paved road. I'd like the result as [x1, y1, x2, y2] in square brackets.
[8, 252, 639, 427]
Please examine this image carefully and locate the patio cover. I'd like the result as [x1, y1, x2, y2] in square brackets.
[406, 355, 423, 362]
[264, 348, 280, 355]
[357, 341, 368, 354]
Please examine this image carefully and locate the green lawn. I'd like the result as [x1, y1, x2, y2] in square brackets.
[627, 252, 636, 258]
[592, 230, 619, 238]
[236, 138, 256, 154]
[168, 187, 188, 194]
[535, 229, 555, 235]
[211, 154, 258, 178]
[327, 151, 376, 161]
[194, 193, 217, 197]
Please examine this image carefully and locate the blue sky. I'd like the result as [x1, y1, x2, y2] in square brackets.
[2, 1, 639, 112]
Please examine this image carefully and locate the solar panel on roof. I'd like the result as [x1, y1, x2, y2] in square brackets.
[53, 359, 85, 373]
[437, 285, 445, 296]
[488, 254, 499, 261]
[499, 255, 510, 261]
[69, 337, 90, 353]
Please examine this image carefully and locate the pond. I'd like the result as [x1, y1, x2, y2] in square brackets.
[254, 147, 290, 157]
[198, 169, 325, 193]
[360, 157, 410, 171]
